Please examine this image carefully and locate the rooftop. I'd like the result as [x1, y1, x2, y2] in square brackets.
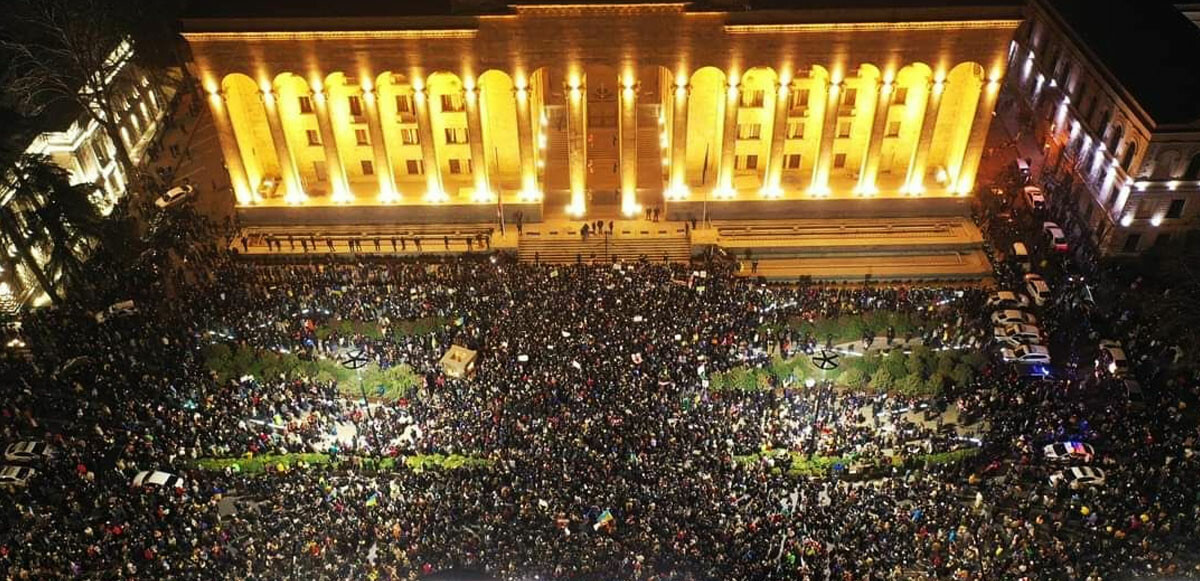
[1047, 0, 1200, 126]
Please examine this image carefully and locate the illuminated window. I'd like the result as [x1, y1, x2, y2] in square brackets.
[893, 87, 908, 105]
[440, 94, 464, 112]
[735, 155, 758, 170]
[401, 128, 419, 145]
[348, 95, 364, 118]
[737, 123, 761, 140]
[836, 121, 851, 138]
[787, 122, 805, 139]
[841, 88, 857, 108]
[406, 159, 424, 175]
[449, 158, 473, 174]
[445, 127, 468, 144]
[299, 96, 314, 114]
[396, 95, 412, 114]
[355, 129, 369, 146]
[833, 153, 847, 168]
[789, 89, 809, 111]
[740, 90, 764, 108]
[785, 154, 802, 169]
[306, 130, 321, 146]
[361, 160, 374, 175]
[885, 121, 901, 137]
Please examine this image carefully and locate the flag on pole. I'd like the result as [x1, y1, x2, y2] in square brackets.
[593, 509, 615, 531]
[365, 492, 379, 507]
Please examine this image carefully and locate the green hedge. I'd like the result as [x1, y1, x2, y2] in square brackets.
[314, 317, 447, 342]
[188, 452, 491, 474]
[735, 447, 979, 477]
[782, 312, 926, 345]
[203, 344, 421, 401]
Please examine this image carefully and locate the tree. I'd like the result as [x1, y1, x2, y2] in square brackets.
[868, 367, 894, 393]
[837, 368, 867, 389]
[0, 0, 146, 180]
[884, 349, 908, 380]
[907, 345, 931, 378]
[895, 373, 927, 397]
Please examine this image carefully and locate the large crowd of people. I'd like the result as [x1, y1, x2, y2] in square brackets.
[1, 207, 1198, 581]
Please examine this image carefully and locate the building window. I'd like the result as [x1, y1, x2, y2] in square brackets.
[787, 121, 805, 139]
[737, 123, 761, 140]
[893, 87, 908, 106]
[1122, 233, 1141, 253]
[445, 127, 468, 144]
[1184, 153, 1200, 180]
[401, 128, 419, 145]
[441, 93, 464, 112]
[836, 121, 851, 138]
[396, 95, 412, 114]
[785, 154, 802, 169]
[789, 89, 809, 111]
[90, 139, 110, 166]
[885, 121, 901, 138]
[1122, 143, 1137, 171]
[299, 96, 314, 114]
[355, 129, 370, 146]
[306, 130, 321, 146]
[741, 90, 764, 108]
[406, 159, 424, 175]
[735, 155, 758, 170]
[1154, 233, 1172, 247]
[361, 160, 374, 175]
[1166, 199, 1185, 219]
[841, 88, 857, 109]
[449, 158, 473, 174]
[833, 153, 847, 169]
[348, 95, 364, 118]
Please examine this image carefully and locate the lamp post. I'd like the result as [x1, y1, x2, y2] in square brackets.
[340, 348, 381, 462]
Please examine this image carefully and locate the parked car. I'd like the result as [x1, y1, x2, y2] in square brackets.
[1023, 185, 1045, 210]
[1043, 441, 1095, 463]
[1049, 466, 1106, 487]
[991, 309, 1037, 325]
[4, 441, 52, 463]
[993, 323, 1044, 346]
[1001, 344, 1051, 364]
[0, 465, 37, 488]
[132, 470, 186, 490]
[1123, 378, 1146, 410]
[986, 291, 1031, 309]
[94, 300, 136, 324]
[1024, 274, 1052, 306]
[155, 184, 194, 209]
[1043, 221, 1069, 252]
[1097, 340, 1129, 377]
[1011, 242, 1032, 272]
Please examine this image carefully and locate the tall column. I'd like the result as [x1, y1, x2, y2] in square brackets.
[954, 76, 1000, 195]
[566, 80, 587, 214]
[514, 84, 538, 198]
[763, 80, 791, 195]
[858, 78, 895, 195]
[261, 89, 305, 202]
[619, 82, 639, 214]
[668, 82, 689, 198]
[904, 76, 945, 193]
[464, 86, 491, 201]
[363, 87, 397, 201]
[717, 82, 740, 195]
[312, 87, 350, 201]
[413, 87, 444, 199]
[810, 78, 841, 195]
[209, 92, 253, 205]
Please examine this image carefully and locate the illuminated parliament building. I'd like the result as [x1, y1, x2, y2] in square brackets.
[183, 0, 1022, 280]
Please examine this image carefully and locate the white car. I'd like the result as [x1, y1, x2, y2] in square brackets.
[1001, 344, 1051, 364]
[993, 323, 1044, 346]
[1097, 340, 1129, 377]
[1023, 186, 1046, 210]
[991, 310, 1037, 326]
[1024, 274, 1052, 306]
[1043, 442, 1095, 463]
[1049, 466, 1105, 487]
[155, 184, 194, 209]
[4, 441, 52, 463]
[0, 465, 37, 487]
[1043, 221, 1069, 252]
[132, 470, 186, 490]
[986, 291, 1031, 309]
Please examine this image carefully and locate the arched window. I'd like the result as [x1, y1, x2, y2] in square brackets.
[1185, 153, 1200, 180]
[1122, 142, 1138, 172]
[1107, 124, 1122, 153]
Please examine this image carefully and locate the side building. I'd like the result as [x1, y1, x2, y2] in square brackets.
[0, 39, 173, 310]
[1008, 0, 1200, 256]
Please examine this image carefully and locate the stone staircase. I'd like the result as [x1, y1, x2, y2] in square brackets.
[518, 223, 691, 264]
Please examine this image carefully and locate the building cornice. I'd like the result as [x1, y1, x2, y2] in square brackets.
[511, 3, 687, 16]
[182, 29, 478, 42]
[725, 19, 1021, 34]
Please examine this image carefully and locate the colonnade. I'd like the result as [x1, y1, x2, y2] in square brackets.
[207, 60, 1000, 215]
